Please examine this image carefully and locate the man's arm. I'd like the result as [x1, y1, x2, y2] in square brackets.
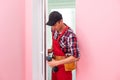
[48, 27, 54, 54]
[48, 56, 79, 68]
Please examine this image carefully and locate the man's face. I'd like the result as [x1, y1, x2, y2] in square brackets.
[52, 20, 63, 31]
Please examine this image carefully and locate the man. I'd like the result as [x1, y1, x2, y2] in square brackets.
[46, 11, 80, 80]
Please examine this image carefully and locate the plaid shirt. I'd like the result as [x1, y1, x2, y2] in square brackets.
[52, 26, 80, 58]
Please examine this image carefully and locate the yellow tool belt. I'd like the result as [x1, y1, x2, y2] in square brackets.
[54, 55, 76, 71]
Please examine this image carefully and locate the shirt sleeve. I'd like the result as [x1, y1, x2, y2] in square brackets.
[67, 33, 80, 58]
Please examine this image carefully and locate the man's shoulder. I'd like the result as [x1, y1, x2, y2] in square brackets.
[65, 27, 76, 37]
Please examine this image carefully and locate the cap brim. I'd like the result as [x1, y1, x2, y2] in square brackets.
[46, 20, 55, 26]
[46, 21, 52, 26]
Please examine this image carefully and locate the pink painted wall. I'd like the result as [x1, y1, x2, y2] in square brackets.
[0, 0, 25, 80]
[0, 0, 32, 80]
[76, 0, 120, 80]
[25, 0, 32, 80]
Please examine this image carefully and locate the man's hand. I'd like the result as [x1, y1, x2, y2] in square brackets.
[47, 59, 58, 68]
[48, 48, 53, 53]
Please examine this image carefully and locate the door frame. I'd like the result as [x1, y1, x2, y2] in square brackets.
[32, 0, 47, 80]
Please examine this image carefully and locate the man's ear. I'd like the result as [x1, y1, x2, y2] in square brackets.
[59, 19, 63, 24]
[57, 20, 61, 24]
[61, 19, 63, 23]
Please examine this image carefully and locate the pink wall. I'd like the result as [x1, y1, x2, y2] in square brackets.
[0, 0, 32, 80]
[76, 0, 120, 80]
[0, 0, 25, 80]
[25, 0, 32, 80]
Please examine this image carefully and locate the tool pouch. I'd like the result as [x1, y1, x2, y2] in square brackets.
[64, 62, 76, 71]
[64, 54, 76, 71]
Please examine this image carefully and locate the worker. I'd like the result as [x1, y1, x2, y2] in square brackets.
[46, 11, 80, 80]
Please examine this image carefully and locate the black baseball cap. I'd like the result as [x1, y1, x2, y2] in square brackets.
[46, 11, 63, 26]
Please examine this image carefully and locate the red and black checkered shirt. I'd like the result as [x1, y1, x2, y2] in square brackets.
[52, 26, 80, 58]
